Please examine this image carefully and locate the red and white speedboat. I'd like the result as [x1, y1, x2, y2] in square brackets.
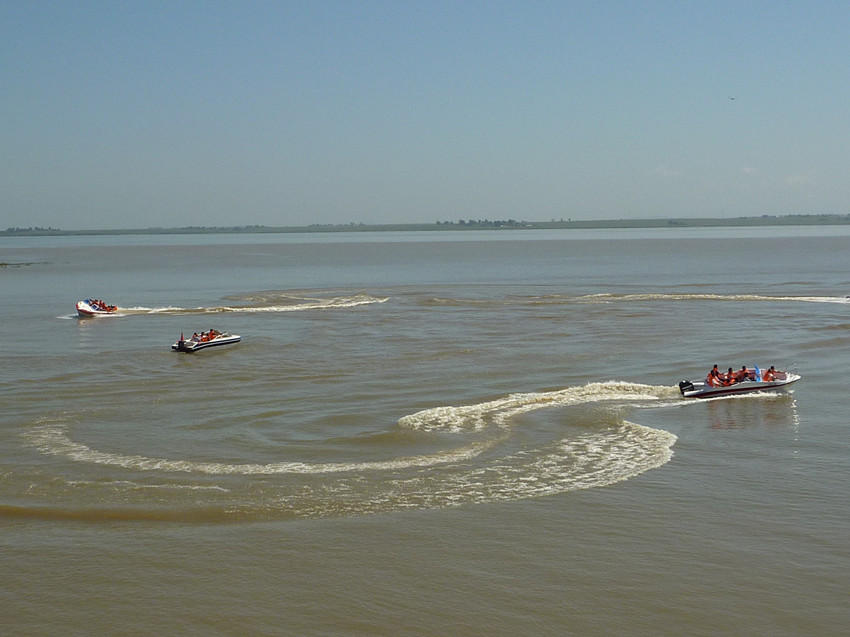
[172, 330, 241, 353]
[679, 367, 800, 399]
[76, 299, 119, 317]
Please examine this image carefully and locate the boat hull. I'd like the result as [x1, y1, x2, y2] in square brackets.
[172, 334, 241, 353]
[679, 373, 800, 399]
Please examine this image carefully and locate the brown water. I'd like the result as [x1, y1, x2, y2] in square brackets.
[2, 228, 849, 634]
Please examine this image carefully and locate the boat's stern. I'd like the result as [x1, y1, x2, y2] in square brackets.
[172, 338, 193, 352]
[679, 380, 696, 395]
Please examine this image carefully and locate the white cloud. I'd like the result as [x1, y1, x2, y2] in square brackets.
[785, 170, 817, 187]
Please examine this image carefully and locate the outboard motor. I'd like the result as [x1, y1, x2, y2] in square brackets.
[678, 380, 694, 395]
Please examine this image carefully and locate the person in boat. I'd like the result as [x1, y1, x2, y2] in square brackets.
[722, 367, 736, 386]
[706, 365, 723, 387]
[763, 366, 777, 381]
[92, 299, 114, 312]
[734, 365, 750, 383]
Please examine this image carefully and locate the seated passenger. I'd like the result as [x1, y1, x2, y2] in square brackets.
[706, 365, 722, 387]
[734, 366, 749, 382]
[763, 366, 777, 381]
[722, 367, 736, 385]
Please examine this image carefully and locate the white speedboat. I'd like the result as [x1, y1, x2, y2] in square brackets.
[172, 330, 241, 353]
[679, 367, 800, 399]
[76, 299, 119, 317]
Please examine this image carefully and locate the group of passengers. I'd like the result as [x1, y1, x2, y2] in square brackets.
[706, 364, 777, 387]
[89, 299, 116, 312]
[190, 329, 219, 342]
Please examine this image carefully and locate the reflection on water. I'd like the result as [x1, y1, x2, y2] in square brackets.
[705, 393, 799, 430]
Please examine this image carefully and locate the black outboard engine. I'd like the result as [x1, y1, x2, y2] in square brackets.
[678, 380, 694, 395]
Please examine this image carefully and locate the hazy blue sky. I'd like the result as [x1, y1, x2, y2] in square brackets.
[3, 1, 849, 230]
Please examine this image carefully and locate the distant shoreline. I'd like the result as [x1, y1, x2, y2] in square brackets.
[3, 213, 850, 237]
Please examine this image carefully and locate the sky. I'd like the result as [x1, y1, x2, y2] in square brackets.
[2, 1, 850, 230]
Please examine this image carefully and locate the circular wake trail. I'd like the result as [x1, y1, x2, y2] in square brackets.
[20, 381, 679, 517]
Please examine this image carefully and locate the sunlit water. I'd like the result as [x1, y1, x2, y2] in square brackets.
[2, 227, 849, 635]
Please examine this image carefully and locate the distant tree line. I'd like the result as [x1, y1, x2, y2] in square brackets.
[437, 219, 529, 227]
[4, 214, 850, 237]
[5, 226, 61, 233]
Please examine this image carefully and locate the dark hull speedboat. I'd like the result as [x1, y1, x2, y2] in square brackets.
[679, 368, 800, 399]
[172, 331, 241, 353]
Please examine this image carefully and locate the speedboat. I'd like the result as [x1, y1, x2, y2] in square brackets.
[679, 367, 800, 399]
[76, 299, 119, 317]
[172, 330, 241, 353]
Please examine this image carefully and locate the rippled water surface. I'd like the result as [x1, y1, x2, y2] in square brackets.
[2, 228, 849, 635]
